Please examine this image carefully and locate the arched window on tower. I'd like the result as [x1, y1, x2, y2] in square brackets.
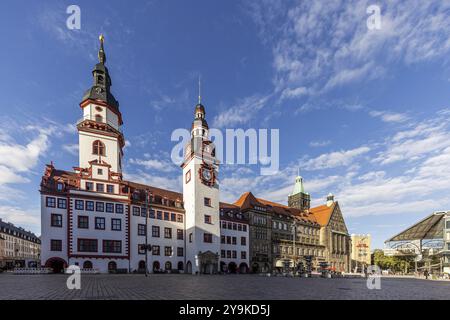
[95, 114, 103, 123]
[92, 140, 105, 156]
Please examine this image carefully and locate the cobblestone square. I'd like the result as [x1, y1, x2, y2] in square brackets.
[0, 274, 449, 300]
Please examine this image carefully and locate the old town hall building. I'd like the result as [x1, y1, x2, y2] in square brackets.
[40, 36, 350, 274]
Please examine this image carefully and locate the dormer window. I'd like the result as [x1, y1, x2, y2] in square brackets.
[92, 140, 105, 156]
[56, 182, 64, 192]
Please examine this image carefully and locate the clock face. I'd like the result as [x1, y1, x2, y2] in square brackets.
[202, 168, 212, 181]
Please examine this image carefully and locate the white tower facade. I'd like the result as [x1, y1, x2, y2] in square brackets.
[77, 34, 124, 174]
[182, 101, 221, 274]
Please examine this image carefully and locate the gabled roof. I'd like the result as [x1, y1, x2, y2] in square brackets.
[234, 191, 259, 209]
[233, 192, 319, 225]
[309, 203, 336, 227]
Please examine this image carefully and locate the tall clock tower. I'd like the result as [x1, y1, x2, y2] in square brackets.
[182, 97, 220, 274]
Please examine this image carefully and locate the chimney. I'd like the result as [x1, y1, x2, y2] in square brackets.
[326, 193, 334, 207]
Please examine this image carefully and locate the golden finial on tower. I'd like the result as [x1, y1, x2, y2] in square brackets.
[98, 34, 106, 64]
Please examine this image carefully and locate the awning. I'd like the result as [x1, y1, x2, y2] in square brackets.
[386, 211, 447, 242]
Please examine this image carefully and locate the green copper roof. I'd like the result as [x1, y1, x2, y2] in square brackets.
[291, 175, 305, 195]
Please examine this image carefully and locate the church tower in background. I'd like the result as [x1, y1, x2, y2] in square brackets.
[288, 172, 311, 211]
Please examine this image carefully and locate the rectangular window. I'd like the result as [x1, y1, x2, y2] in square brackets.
[185, 170, 191, 184]
[75, 200, 84, 210]
[57, 198, 67, 209]
[152, 226, 160, 238]
[241, 237, 246, 246]
[164, 212, 169, 221]
[227, 222, 232, 229]
[96, 202, 104, 212]
[241, 251, 246, 259]
[232, 237, 237, 245]
[177, 229, 184, 240]
[103, 240, 121, 253]
[149, 209, 155, 218]
[227, 236, 231, 244]
[107, 184, 114, 193]
[138, 224, 146, 236]
[222, 221, 227, 229]
[221, 235, 225, 244]
[157, 211, 162, 220]
[243, 225, 247, 232]
[164, 227, 172, 239]
[171, 213, 176, 221]
[50, 239, 62, 251]
[133, 206, 140, 216]
[111, 218, 121, 231]
[78, 239, 97, 252]
[221, 250, 225, 258]
[78, 216, 89, 229]
[115, 204, 124, 214]
[138, 244, 146, 255]
[203, 233, 213, 243]
[446, 220, 450, 229]
[141, 207, 147, 217]
[232, 250, 237, 259]
[106, 203, 114, 213]
[232, 223, 237, 230]
[204, 215, 212, 224]
[96, 183, 104, 192]
[95, 217, 105, 230]
[177, 214, 183, 223]
[227, 250, 231, 258]
[152, 245, 160, 255]
[164, 246, 172, 256]
[86, 201, 94, 211]
[46, 197, 56, 208]
[177, 247, 184, 257]
[238, 224, 242, 231]
[86, 182, 94, 191]
[97, 169, 103, 175]
[204, 197, 211, 207]
[51, 214, 62, 227]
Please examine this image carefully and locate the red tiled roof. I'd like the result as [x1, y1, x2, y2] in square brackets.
[233, 192, 319, 225]
[309, 203, 335, 227]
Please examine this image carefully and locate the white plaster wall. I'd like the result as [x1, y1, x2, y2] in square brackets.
[130, 210, 185, 272]
[40, 195, 68, 266]
[183, 156, 221, 273]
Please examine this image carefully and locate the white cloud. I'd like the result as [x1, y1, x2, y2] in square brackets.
[247, 1, 450, 106]
[309, 140, 331, 148]
[0, 206, 40, 235]
[128, 157, 177, 172]
[374, 113, 450, 165]
[0, 132, 50, 173]
[303, 147, 371, 170]
[212, 94, 271, 128]
[63, 144, 79, 156]
[369, 110, 409, 123]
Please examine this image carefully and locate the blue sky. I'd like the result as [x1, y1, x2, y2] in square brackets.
[1, 0, 450, 249]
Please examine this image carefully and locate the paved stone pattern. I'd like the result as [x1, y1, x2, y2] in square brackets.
[0, 274, 449, 300]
